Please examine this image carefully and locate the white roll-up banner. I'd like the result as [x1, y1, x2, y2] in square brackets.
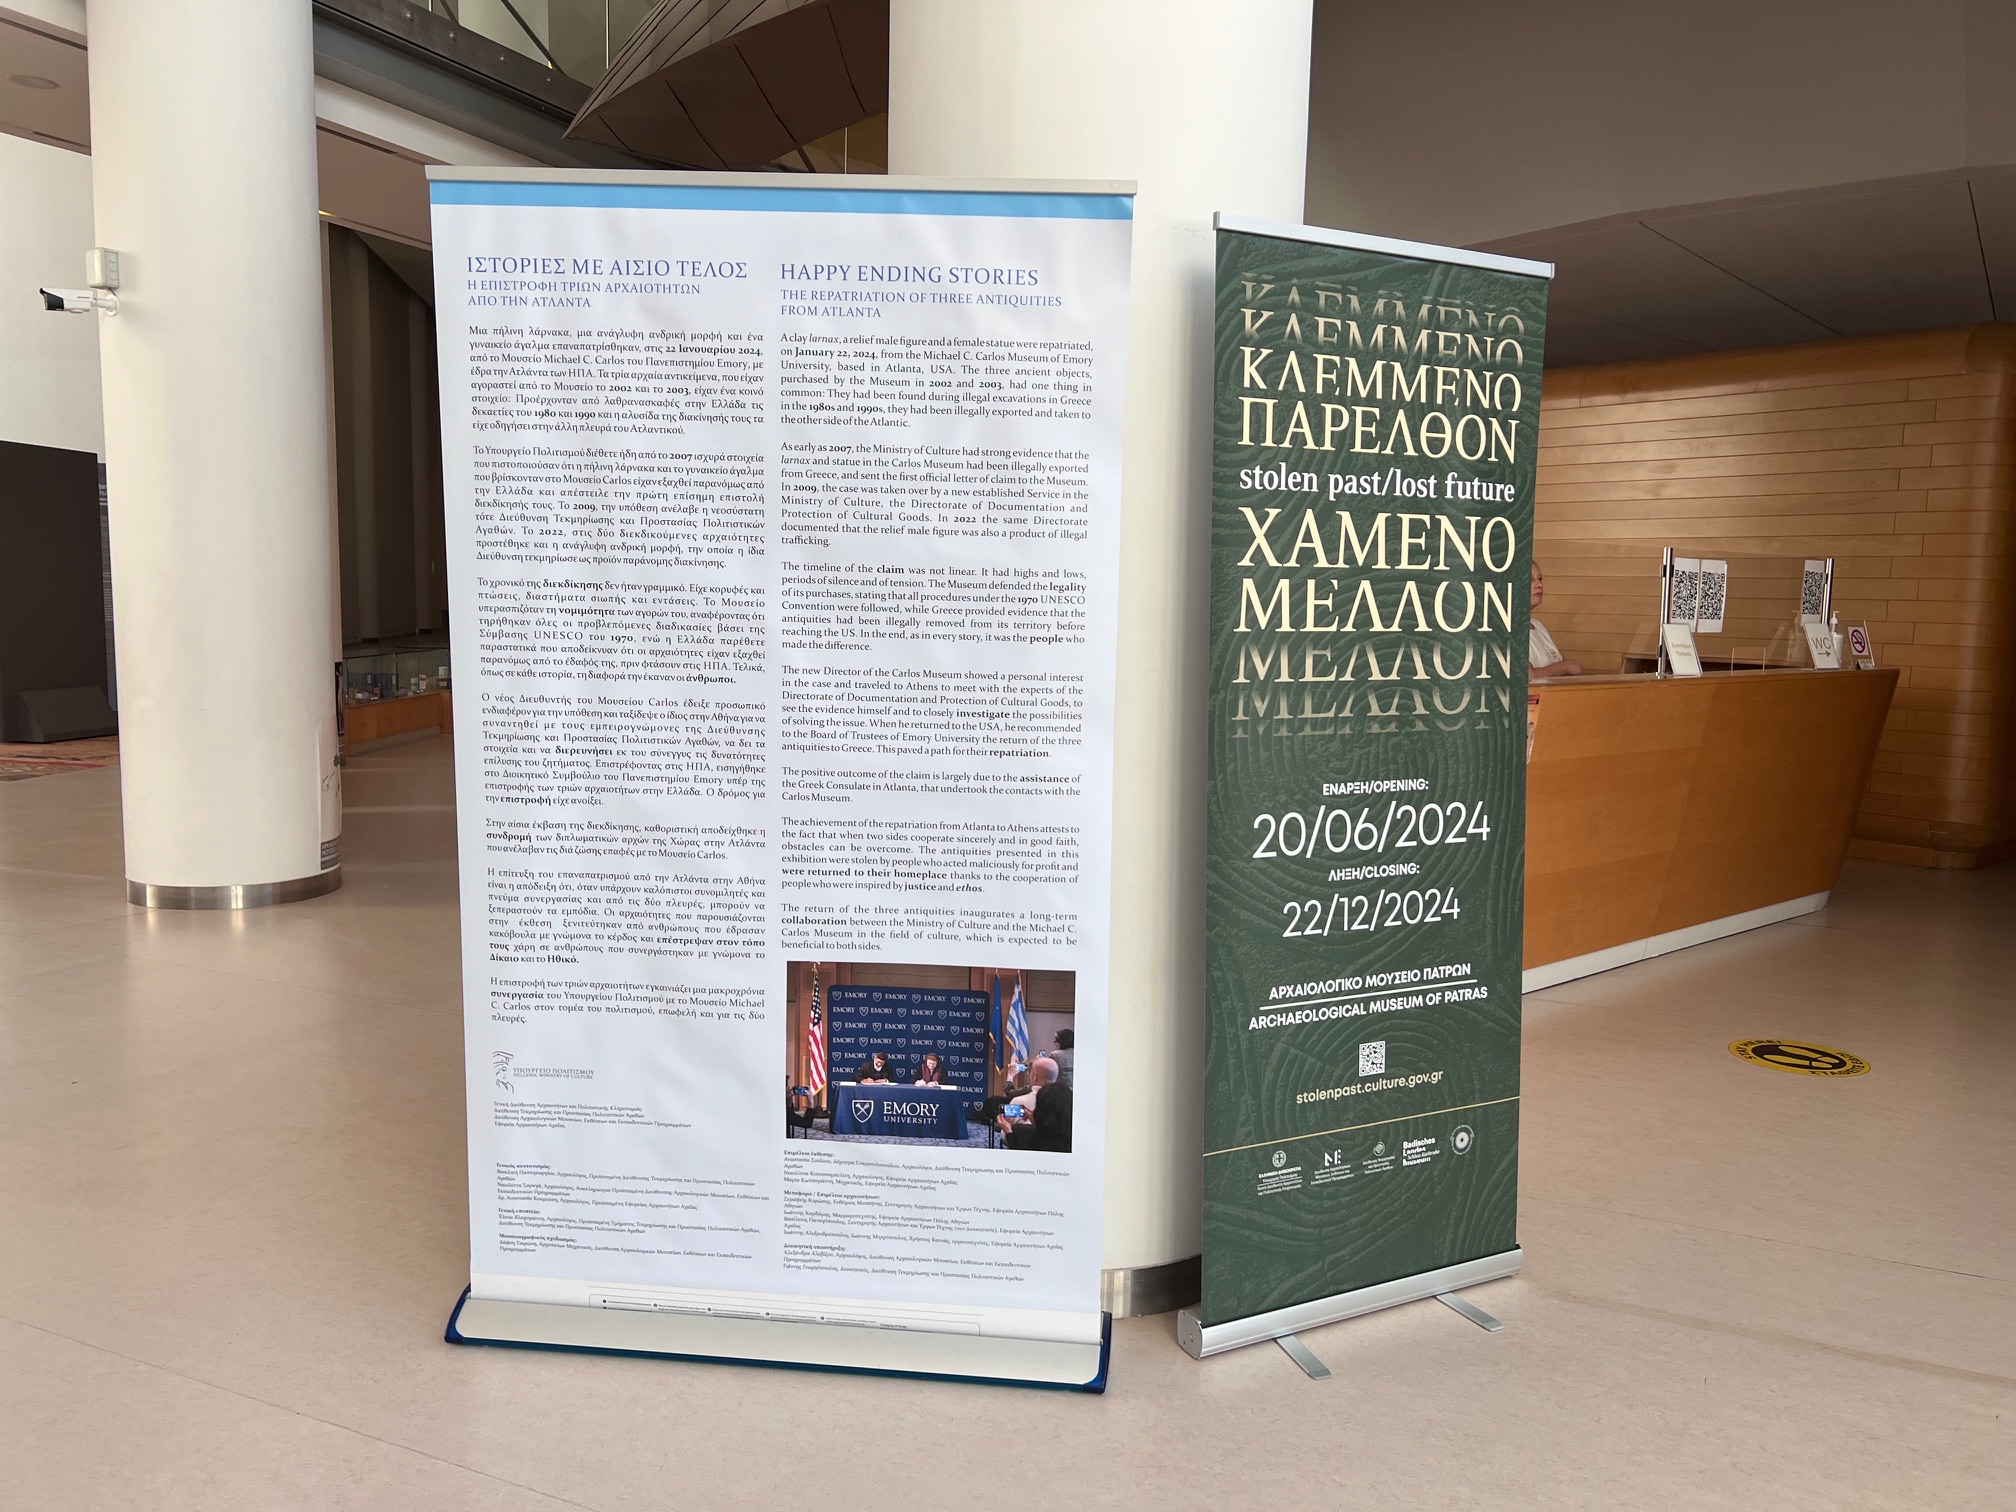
[428, 170, 1133, 1389]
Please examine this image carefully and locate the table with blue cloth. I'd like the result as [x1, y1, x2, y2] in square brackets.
[829, 1083, 969, 1139]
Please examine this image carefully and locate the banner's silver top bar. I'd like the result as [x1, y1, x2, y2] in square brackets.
[425, 166, 1136, 196]
[1214, 212, 1555, 281]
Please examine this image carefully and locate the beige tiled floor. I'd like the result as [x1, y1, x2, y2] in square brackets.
[1, 735, 2009, 1510]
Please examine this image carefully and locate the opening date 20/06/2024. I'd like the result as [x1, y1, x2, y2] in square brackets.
[1250, 798, 1495, 862]
[1243, 782, 1493, 936]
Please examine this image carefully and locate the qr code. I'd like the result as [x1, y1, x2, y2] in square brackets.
[1670, 567, 1700, 623]
[1359, 1040, 1386, 1077]
[1697, 564, 1728, 626]
[1800, 564, 1827, 619]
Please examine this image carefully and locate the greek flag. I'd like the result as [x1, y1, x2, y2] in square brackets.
[1006, 975, 1030, 1070]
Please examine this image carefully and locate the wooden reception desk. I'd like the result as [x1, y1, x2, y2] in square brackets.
[343, 688, 454, 753]
[1523, 667, 1898, 990]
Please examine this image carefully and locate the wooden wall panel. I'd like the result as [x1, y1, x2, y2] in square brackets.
[1537, 326, 2016, 868]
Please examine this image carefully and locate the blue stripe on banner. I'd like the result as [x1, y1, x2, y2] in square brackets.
[428, 181, 1134, 220]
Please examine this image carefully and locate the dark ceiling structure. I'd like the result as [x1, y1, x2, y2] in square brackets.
[567, 0, 887, 169]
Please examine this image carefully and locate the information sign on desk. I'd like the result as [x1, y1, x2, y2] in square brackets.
[1186, 218, 1551, 1359]
[1662, 624, 1704, 677]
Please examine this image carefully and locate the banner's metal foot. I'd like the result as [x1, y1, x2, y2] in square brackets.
[1178, 1250, 1522, 1360]
[1435, 1291, 1504, 1332]
[1275, 1332, 1331, 1379]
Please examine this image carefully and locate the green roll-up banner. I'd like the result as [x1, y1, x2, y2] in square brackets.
[1188, 218, 1551, 1351]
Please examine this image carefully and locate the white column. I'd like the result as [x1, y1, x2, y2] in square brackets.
[89, 0, 341, 906]
[889, 3, 1313, 1287]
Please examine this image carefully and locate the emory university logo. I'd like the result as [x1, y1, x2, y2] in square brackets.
[851, 1098, 876, 1124]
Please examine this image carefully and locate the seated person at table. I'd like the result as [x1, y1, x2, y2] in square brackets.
[913, 1052, 946, 1086]
[1529, 561, 1582, 679]
[852, 1050, 894, 1083]
[1003, 1058, 1073, 1154]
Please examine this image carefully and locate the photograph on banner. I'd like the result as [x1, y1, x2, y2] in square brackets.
[431, 171, 1131, 1374]
[784, 961, 1075, 1151]
[1198, 221, 1549, 1335]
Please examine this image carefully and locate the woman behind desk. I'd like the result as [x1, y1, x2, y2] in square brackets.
[1530, 560, 1582, 679]
[913, 1052, 945, 1086]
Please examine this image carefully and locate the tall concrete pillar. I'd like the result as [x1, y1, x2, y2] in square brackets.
[888, 2, 1313, 1304]
[88, 0, 342, 907]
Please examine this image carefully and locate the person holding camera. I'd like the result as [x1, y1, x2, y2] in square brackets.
[996, 1055, 1071, 1152]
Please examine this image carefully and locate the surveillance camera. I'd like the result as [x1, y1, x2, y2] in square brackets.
[40, 286, 117, 314]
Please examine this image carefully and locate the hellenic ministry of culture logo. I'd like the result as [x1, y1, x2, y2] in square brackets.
[1271, 1149, 1287, 1168]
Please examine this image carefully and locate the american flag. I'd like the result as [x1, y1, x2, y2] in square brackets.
[806, 965, 828, 1094]
[1006, 974, 1030, 1070]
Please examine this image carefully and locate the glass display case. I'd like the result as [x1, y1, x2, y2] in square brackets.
[1608, 552, 1845, 674]
[342, 641, 451, 706]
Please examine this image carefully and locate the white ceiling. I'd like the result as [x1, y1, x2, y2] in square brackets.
[0, 7, 85, 152]
[1481, 169, 2016, 366]
[0, 12, 451, 253]
[11, 5, 2016, 370]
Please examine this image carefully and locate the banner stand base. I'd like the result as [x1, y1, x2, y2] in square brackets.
[445, 1289, 1111, 1393]
[1435, 1291, 1505, 1331]
[1176, 1247, 1522, 1360]
[1275, 1333, 1333, 1379]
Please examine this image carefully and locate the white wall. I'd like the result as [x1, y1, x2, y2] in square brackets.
[1308, 0, 2016, 247]
[0, 131, 100, 454]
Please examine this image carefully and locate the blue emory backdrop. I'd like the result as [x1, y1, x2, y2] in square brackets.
[826, 986, 991, 1111]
